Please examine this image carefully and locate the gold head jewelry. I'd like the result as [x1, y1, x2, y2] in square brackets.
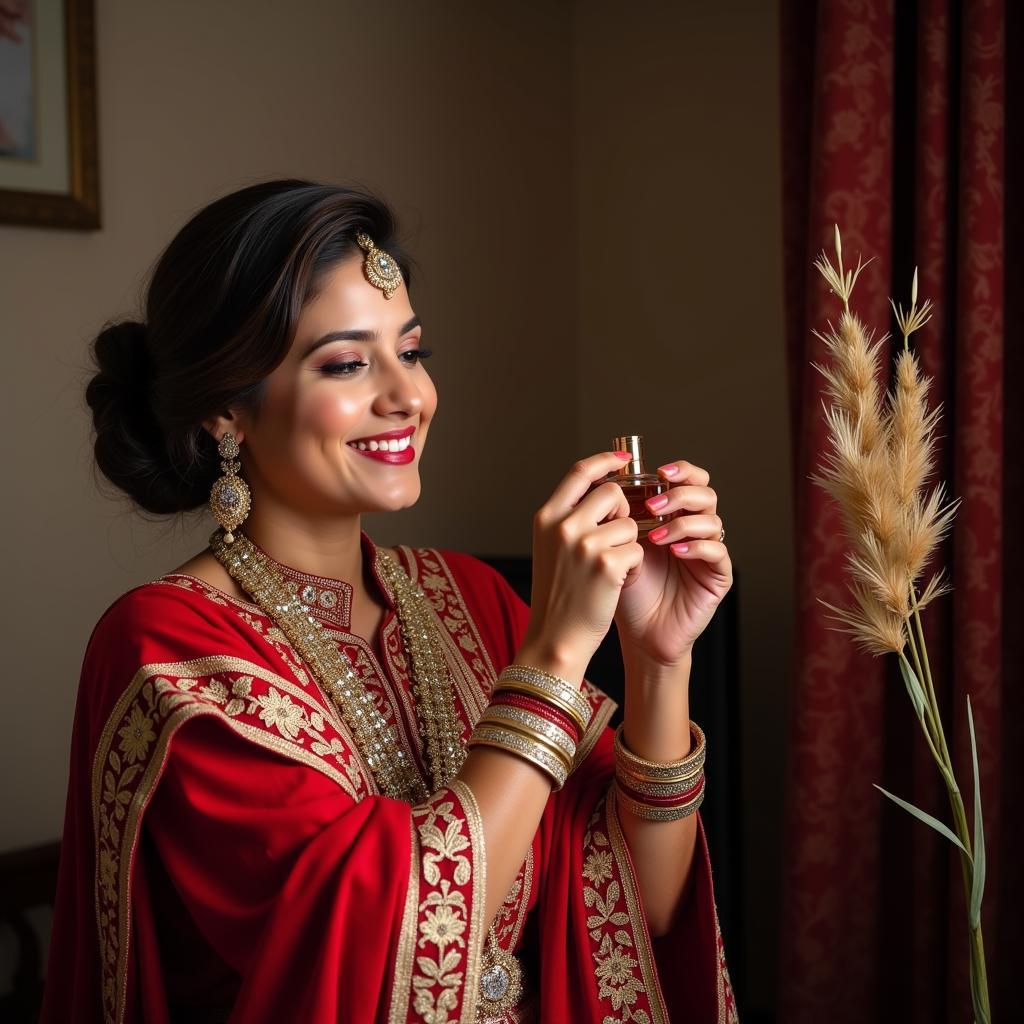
[208, 432, 251, 544]
[355, 231, 402, 299]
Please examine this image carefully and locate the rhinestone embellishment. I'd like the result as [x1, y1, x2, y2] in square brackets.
[481, 964, 509, 1001]
[477, 926, 523, 1017]
[356, 231, 401, 299]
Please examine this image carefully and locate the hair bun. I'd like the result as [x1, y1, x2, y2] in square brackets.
[86, 320, 196, 514]
[92, 320, 151, 391]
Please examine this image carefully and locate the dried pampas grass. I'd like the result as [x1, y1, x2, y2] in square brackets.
[809, 228, 990, 1022]
[811, 227, 958, 655]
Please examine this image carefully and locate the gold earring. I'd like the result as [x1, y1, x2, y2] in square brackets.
[208, 432, 251, 544]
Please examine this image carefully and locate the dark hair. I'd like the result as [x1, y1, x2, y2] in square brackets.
[85, 179, 412, 514]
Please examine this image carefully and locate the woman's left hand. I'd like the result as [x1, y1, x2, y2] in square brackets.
[614, 459, 733, 669]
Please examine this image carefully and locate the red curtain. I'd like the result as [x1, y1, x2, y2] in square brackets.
[779, 1, 1016, 1020]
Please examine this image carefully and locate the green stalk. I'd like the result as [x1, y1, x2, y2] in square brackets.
[902, 601, 947, 766]
[909, 590, 991, 1022]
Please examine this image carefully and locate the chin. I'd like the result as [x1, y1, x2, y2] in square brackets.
[362, 482, 422, 514]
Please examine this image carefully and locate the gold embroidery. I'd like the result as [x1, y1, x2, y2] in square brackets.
[715, 904, 740, 1023]
[92, 654, 370, 1024]
[491, 845, 533, 954]
[400, 548, 492, 725]
[407, 781, 486, 1024]
[574, 684, 617, 768]
[579, 789, 668, 1024]
[326, 622, 427, 786]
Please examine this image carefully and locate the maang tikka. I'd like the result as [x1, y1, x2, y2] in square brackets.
[208, 432, 251, 544]
[355, 231, 401, 299]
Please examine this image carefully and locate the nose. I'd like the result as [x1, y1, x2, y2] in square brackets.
[373, 353, 424, 419]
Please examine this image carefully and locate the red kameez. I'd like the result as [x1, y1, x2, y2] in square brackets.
[42, 536, 737, 1022]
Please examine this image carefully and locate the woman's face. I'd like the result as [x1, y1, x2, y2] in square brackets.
[232, 253, 437, 518]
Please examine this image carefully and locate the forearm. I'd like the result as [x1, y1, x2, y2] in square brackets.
[456, 640, 582, 931]
[618, 650, 698, 938]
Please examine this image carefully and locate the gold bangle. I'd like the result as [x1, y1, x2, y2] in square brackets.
[479, 705, 578, 765]
[468, 725, 569, 789]
[613, 769, 704, 799]
[494, 676, 591, 734]
[613, 777, 706, 821]
[613, 721, 706, 783]
[497, 665, 592, 729]
[481, 717, 573, 774]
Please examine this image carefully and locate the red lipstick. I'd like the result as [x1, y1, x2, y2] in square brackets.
[347, 425, 417, 464]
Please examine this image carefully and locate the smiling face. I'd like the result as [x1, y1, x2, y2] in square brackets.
[224, 253, 437, 519]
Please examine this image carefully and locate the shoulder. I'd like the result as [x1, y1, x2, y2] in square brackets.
[82, 575, 268, 702]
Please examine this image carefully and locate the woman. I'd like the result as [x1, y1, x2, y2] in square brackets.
[43, 180, 737, 1023]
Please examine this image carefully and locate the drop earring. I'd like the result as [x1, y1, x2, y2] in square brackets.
[208, 432, 251, 544]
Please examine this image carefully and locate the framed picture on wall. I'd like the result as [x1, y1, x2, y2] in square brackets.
[0, 0, 99, 230]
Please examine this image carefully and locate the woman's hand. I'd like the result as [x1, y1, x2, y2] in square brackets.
[614, 459, 732, 669]
[518, 451, 644, 684]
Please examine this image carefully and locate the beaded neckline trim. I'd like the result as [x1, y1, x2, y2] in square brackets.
[253, 557, 353, 629]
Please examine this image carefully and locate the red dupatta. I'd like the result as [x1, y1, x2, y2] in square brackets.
[42, 536, 736, 1022]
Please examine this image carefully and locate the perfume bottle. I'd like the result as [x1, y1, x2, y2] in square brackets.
[609, 434, 673, 539]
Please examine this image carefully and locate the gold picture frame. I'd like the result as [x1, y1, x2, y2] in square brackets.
[0, 0, 99, 230]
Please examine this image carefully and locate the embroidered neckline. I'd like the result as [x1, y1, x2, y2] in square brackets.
[259, 557, 354, 629]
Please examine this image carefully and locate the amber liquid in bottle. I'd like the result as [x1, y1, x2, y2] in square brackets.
[609, 434, 673, 539]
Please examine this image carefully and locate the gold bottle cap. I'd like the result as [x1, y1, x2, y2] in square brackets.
[612, 434, 645, 475]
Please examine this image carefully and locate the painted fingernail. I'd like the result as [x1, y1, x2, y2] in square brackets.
[671, 543, 690, 554]
[658, 464, 679, 477]
[613, 451, 632, 460]
[646, 494, 669, 512]
[648, 526, 669, 543]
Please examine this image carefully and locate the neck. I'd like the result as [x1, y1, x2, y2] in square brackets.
[239, 501, 365, 586]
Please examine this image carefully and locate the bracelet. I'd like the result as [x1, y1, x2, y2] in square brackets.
[495, 665, 592, 734]
[489, 691, 581, 745]
[613, 775, 706, 821]
[468, 723, 569, 790]
[613, 721, 706, 785]
[615, 771, 704, 806]
[479, 704, 578, 767]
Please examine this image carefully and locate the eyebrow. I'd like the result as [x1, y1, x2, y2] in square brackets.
[303, 315, 421, 358]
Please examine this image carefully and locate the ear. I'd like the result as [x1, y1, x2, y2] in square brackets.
[201, 410, 245, 447]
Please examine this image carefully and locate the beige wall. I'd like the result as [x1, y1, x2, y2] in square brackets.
[0, 0, 789, 1012]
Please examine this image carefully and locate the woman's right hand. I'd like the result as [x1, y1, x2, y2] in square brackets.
[517, 451, 645, 685]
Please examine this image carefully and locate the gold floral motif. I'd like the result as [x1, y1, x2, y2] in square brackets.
[255, 686, 306, 740]
[407, 782, 486, 1024]
[581, 796, 658, 1024]
[116, 705, 155, 764]
[582, 848, 614, 887]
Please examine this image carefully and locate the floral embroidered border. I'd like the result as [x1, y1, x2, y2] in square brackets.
[580, 788, 668, 1024]
[92, 654, 372, 1024]
[389, 780, 487, 1024]
[581, 789, 737, 1023]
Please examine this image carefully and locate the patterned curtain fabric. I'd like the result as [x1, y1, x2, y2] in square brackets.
[778, 1, 1015, 1020]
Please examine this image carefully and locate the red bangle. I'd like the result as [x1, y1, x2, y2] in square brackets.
[614, 773, 705, 807]
[489, 691, 581, 744]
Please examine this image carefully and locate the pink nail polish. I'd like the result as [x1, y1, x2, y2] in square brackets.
[648, 526, 669, 543]
[671, 543, 689, 554]
[658, 464, 679, 477]
[613, 450, 632, 460]
[646, 494, 669, 512]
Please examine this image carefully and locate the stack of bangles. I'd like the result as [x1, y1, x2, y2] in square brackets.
[466, 665, 593, 790]
[612, 721, 707, 821]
